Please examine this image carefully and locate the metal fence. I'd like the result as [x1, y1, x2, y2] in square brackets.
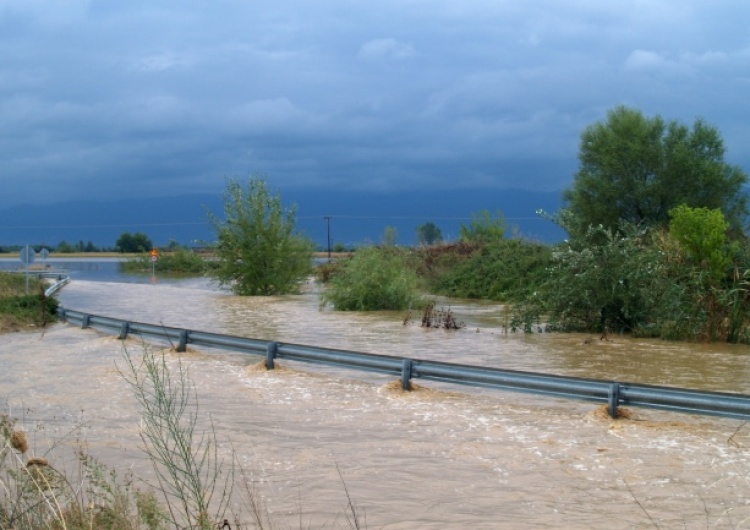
[57, 306, 750, 421]
[43, 273, 70, 297]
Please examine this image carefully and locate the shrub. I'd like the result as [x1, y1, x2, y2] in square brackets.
[512, 221, 750, 342]
[122, 248, 212, 275]
[320, 246, 422, 311]
[423, 239, 551, 301]
[514, 223, 668, 334]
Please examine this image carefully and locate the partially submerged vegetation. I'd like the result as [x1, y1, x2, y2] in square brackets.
[510, 215, 750, 342]
[4, 106, 750, 345]
[0, 272, 58, 333]
[316, 107, 750, 344]
[208, 177, 315, 295]
[320, 246, 422, 311]
[122, 248, 216, 275]
[315, 208, 750, 344]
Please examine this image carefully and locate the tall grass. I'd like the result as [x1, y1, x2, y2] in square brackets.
[0, 272, 58, 332]
[119, 345, 232, 530]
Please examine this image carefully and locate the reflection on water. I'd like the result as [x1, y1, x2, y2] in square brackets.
[2, 277, 750, 527]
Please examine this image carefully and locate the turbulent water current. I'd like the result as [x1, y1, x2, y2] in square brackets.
[2, 275, 750, 528]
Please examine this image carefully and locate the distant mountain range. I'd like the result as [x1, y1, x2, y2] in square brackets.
[0, 188, 566, 249]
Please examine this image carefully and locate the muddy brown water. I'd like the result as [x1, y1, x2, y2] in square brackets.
[2, 279, 750, 528]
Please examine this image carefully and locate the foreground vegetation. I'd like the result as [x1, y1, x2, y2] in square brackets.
[1, 344, 365, 530]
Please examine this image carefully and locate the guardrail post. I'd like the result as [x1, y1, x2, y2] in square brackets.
[118, 322, 130, 340]
[81, 314, 91, 329]
[58, 308, 67, 323]
[266, 342, 278, 370]
[608, 382, 621, 418]
[401, 359, 413, 391]
[177, 330, 189, 352]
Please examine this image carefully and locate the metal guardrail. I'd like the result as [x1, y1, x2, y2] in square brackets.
[57, 307, 750, 421]
[44, 274, 70, 297]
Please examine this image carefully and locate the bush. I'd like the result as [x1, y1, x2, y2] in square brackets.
[122, 248, 212, 275]
[512, 221, 750, 342]
[422, 239, 551, 301]
[320, 247, 423, 311]
[513, 223, 671, 334]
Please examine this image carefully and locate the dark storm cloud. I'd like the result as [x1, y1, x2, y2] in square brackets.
[1, 1, 749, 205]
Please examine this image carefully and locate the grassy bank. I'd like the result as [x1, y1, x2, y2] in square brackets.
[0, 272, 58, 334]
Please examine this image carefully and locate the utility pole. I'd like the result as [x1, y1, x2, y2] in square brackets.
[324, 216, 332, 261]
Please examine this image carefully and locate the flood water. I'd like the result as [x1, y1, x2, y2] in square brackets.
[2, 266, 750, 528]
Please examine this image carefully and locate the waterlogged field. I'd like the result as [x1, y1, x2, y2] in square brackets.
[2, 278, 750, 528]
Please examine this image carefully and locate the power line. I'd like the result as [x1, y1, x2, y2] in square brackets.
[297, 215, 547, 221]
[2, 214, 549, 230]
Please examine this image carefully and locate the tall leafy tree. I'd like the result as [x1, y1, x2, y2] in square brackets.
[381, 225, 398, 247]
[115, 232, 153, 253]
[208, 177, 314, 295]
[562, 106, 748, 237]
[416, 222, 443, 246]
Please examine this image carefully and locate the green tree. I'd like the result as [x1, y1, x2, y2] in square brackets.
[56, 240, 75, 253]
[416, 222, 443, 246]
[459, 210, 506, 244]
[668, 205, 733, 283]
[562, 106, 748, 237]
[208, 177, 314, 295]
[381, 226, 398, 247]
[116, 232, 153, 253]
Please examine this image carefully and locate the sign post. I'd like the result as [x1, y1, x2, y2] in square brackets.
[149, 248, 159, 279]
[19, 245, 36, 294]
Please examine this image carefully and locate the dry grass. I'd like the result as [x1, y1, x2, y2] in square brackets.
[0, 315, 25, 335]
[10, 430, 28, 454]
[0, 272, 54, 334]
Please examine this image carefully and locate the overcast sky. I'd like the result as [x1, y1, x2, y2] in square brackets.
[2, 0, 749, 207]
